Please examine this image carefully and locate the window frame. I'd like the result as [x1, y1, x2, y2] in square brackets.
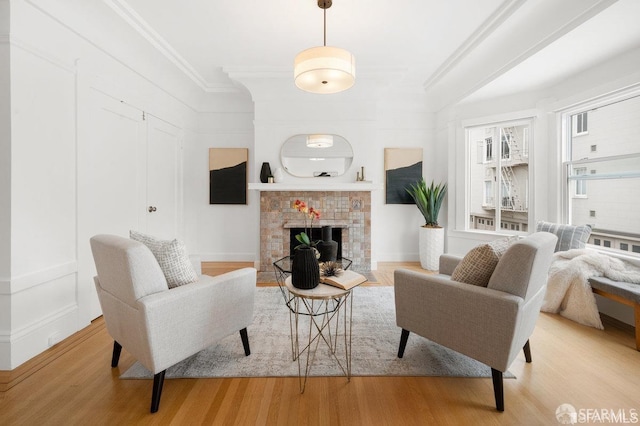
[464, 117, 533, 235]
[560, 87, 640, 258]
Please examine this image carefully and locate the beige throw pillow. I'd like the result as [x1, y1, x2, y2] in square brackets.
[450, 237, 516, 287]
[130, 230, 198, 289]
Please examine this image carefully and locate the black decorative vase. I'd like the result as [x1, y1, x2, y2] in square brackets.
[259, 162, 272, 183]
[317, 226, 338, 262]
[291, 247, 320, 289]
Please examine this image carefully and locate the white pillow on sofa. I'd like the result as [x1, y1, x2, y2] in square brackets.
[130, 230, 198, 288]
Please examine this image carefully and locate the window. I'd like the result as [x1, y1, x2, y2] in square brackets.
[485, 137, 493, 162]
[564, 93, 640, 256]
[573, 112, 588, 136]
[501, 132, 511, 160]
[574, 167, 587, 197]
[483, 180, 493, 206]
[467, 120, 531, 233]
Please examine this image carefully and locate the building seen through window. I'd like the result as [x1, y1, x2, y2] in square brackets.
[467, 121, 531, 233]
[565, 94, 640, 254]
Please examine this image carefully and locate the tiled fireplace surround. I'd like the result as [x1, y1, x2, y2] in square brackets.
[259, 191, 371, 272]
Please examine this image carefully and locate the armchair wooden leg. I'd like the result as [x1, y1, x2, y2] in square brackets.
[491, 368, 504, 412]
[523, 340, 532, 363]
[398, 329, 410, 358]
[150, 370, 166, 413]
[240, 328, 251, 356]
[111, 341, 122, 368]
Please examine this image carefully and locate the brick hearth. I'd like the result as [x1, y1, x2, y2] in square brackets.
[259, 191, 371, 272]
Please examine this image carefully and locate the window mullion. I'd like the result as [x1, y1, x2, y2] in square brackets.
[495, 127, 502, 231]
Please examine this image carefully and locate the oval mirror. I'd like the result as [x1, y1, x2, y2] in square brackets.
[281, 134, 354, 177]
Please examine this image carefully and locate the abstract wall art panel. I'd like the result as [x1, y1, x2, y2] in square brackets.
[209, 148, 248, 205]
[384, 148, 423, 204]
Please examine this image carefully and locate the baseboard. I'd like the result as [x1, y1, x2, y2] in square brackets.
[601, 313, 635, 335]
[0, 317, 105, 392]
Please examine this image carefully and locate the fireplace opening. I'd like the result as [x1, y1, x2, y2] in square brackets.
[290, 227, 342, 259]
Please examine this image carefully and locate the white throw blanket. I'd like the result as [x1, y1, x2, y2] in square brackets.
[542, 249, 640, 329]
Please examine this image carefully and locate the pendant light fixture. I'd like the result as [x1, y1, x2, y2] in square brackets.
[307, 134, 334, 148]
[294, 0, 355, 94]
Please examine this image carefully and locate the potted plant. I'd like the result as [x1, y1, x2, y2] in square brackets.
[406, 179, 447, 270]
[291, 200, 321, 289]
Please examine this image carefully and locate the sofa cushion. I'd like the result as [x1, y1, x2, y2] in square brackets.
[535, 221, 591, 252]
[130, 230, 198, 289]
[450, 237, 516, 287]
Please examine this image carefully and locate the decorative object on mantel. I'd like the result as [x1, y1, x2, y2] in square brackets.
[384, 148, 423, 204]
[317, 225, 338, 262]
[406, 179, 448, 271]
[259, 162, 272, 184]
[291, 199, 321, 289]
[209, 148, 248, 205]
[294, 0, 355, 94]
[356, 166, 366, 182]
[273, 167, 284, 183]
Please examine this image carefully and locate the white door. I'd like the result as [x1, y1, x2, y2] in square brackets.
[145, 115, 182, 239]
[77, 87, 146, 322]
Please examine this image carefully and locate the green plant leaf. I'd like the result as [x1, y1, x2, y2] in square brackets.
[295, 232, 311, 246]
[406, 178, 447, 227]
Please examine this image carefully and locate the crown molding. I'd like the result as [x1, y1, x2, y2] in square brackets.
[104, 0, 240, 94]
[422, 0, 526, 92]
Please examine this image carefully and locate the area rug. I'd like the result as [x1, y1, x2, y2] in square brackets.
[121, 287, 513, 379]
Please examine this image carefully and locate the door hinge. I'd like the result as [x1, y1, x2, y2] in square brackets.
[142, 111, 146, 121]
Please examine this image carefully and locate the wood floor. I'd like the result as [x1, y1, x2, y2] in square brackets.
[1, 262, 639, 425]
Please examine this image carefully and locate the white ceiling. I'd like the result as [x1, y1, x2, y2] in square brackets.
[463, 0, 640, 103]
[104, 0, 640, 109]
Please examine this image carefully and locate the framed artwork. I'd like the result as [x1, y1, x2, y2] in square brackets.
[384, 148, 423, 204]
[209, 148, 248, 205]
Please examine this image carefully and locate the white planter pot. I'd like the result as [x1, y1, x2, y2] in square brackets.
[419, 226, 444, 271]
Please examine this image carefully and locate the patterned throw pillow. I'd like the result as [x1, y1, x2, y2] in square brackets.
[535, 221, 592, 252]
[130, 230, 198, 289]
[450, 237, 516, 287]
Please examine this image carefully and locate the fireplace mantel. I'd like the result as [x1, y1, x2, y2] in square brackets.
[249, 182, 380, 192]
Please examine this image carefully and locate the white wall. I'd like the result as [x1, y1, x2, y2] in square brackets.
[183, 105, 256, 262]
[0, 0, 198, 369]
[221, 75, 439, 267]
[374, 96, 436, 262]
[0, 0, 11, 366]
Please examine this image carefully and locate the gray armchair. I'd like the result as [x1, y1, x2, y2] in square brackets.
[90, 234, 256, 413]
[394, 232, 557, 411]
